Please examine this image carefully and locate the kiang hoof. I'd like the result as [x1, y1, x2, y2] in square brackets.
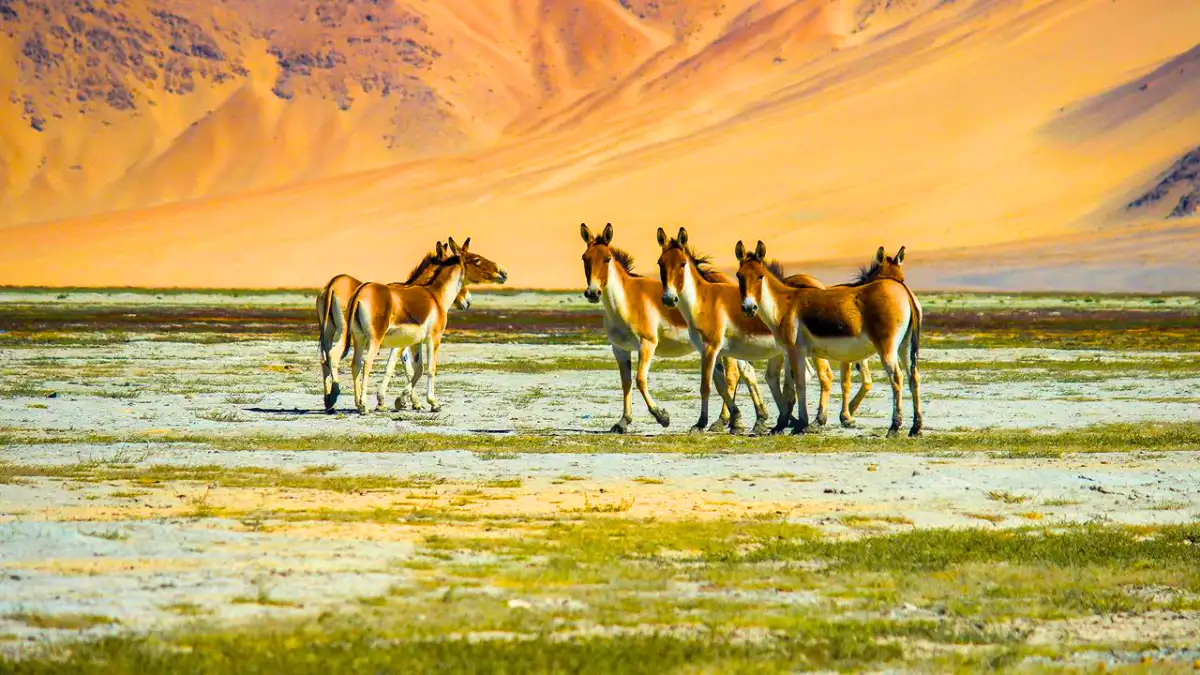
[909, 426, 923, 438]
[610, 422, 629, 434]
[886, 426, 901, 438]
[429, 404, 443, 414]
[840, 416, 856, 429]
[393, 397, 408, 412]
[790, 424, 811, 436]
[651, 408, 670, 428]
[750, 420, 770, 436]
[707, 419, 728, 433]
[689, 424, 708, 435]
[770, 417, 793, 435]
[816, 413, 828, 427]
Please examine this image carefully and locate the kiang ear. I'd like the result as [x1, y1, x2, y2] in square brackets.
[447, 237, 460, 256]
[754, 240, 767, 261]
[677, 227, 688, 247]
[580, 222, 593, 245]
[875, 246, 886, 265]
[894, 246, 905, 264]
[435, 241, 445, 259]
[461, 237, 471, 252]
[656, 227, 668, 248]
[735, 240, 746, 262]
[601, 222, 614, 245]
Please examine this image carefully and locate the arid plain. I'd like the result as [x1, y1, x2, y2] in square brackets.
[3, 0, 1200, 673]
[1, 286, 1199, 672]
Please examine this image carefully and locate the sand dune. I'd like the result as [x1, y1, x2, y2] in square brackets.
[0, 0, 1197, 289]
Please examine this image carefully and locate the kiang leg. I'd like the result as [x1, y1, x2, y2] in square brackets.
[610, 345, 634, 433]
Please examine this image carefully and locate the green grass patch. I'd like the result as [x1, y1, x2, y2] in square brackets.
[1041, 497, 1083, 507]
[7, 520, 1200, 672]
[0, 462, 448, 493]
[4, 612, 118, 631]
[0, 623, 908, 674]
[481, 478, 523, 489]
[160, 602, 210, 617]
[986, 491, 1029, 505]
[4, 421, 1196, 456]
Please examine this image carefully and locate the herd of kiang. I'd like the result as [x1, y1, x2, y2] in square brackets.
[315, 224, 923, 439]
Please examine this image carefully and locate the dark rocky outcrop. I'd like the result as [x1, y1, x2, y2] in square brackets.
[1126, 147, 1200, 219]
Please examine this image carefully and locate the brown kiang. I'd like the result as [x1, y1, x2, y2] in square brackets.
[580, 222, 773, 434]
[736, 240, 923, 437]
[759, 247, 911, 428]
[318, 247, 457, 411]
[655, 227, 814, 434]
[317, 242, 508, 412]
[319, 236, 501, 415]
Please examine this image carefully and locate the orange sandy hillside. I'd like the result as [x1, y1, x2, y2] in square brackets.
[0, 0, 1197, 291]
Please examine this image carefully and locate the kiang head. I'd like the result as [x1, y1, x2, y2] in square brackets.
[858, 245, 907, 284]
[734, 239, 770, 317]
[459, 238, 508, 285]
[873, 243, 907, 281]
[655, 226, 695, 308]
[579, 222, 616, 303]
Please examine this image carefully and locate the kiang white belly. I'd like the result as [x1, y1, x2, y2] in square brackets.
[804, 332, 877, 362]
[604, 317, 641, 352]
[720, 331, 781, 361]
[381, 320, 431, 349]
[655, 324, 695, 358]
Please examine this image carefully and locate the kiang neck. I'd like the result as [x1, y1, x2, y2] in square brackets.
[758, 271, 789, 328]
[432, 264, 463, 308]
[675, 261, 702, 317]
[602, 262, 628, 316]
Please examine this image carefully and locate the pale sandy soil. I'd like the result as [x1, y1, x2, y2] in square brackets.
[2, 341, 1197, 436]
[1, 331, 1198, 655]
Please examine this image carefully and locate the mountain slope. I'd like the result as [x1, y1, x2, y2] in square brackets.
[0, 0, 1198, 290]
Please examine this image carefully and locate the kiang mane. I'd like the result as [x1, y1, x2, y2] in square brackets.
[402, 250, 441, 284]
[610, 247, 640, 277]
[765, 259, 786, 280]
[851, 259, 881, 286]
[670, 240, 723, 282]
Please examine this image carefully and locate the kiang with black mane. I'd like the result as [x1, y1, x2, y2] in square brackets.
[656, 226, 810, 434]
[736, 239, 923, 437]
[580, 222, 773, 434]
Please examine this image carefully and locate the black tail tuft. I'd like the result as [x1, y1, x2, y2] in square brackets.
[904, 287, 921, 372]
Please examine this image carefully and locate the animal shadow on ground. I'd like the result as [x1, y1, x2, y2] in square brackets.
[244, 407, 329, 416]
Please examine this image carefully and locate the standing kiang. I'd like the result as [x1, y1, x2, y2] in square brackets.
[580, 222, 773, 434]
[735, 240, 923, 437]
[655, 227, 812, 434]
[762, 246, 910, 428]
[347, 237, 487, 415]
[316, 241, 507, 412]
